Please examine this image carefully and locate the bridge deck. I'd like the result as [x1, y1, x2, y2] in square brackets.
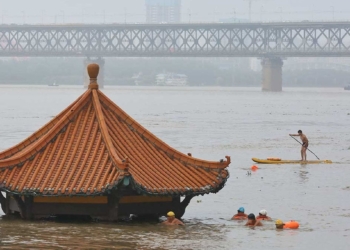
[1, 22, 350, 57]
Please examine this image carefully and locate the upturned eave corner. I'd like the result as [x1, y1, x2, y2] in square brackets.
[224, 155, 231, 166]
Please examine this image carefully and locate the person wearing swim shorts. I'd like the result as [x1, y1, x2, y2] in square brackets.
[289, 130, 309, 161]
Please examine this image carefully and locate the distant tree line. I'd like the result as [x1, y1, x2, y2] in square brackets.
[0, 58, 349, 87]
[0, 58, 82, 85]
[105, 58, 259, 86]
[284, 69, 350, 87]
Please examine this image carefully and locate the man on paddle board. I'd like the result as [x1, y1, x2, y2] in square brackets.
[289, 130, 308, 161]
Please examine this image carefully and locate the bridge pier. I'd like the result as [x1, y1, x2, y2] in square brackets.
[84, 58, 105, 88]
[261, 57, 283, 91]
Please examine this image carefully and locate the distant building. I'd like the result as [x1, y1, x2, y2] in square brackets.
[250, 58, 261, 72]
[131, 72, 143, 85]
[145, 0, 181, 23]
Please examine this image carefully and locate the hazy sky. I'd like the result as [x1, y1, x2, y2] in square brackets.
[0, 0, 349, 24]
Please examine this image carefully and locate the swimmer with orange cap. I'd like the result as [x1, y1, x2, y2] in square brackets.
[256, 209, 272, 221]
[275, 219, 299, 229]
[231, 207, 248, 220]
[162, 211, 185, 226]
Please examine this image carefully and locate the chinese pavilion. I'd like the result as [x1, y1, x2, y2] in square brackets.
[0, 64, 230, 221]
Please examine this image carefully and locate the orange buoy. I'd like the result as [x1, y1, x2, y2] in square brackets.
[251, 165, 258, 171]
[284, 221, 299, 229]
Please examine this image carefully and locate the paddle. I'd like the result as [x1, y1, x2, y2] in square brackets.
[289, 135, 320, 160]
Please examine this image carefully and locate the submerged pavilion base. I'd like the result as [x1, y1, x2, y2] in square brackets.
[0, 192, 193, 221]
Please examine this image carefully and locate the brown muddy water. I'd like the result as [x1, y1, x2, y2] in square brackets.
[0, 85, 349, 249]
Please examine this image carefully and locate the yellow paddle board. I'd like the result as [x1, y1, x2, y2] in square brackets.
[252, 158, 332, 164]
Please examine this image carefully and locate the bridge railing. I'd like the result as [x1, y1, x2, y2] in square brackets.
[1, 23, 350, 57]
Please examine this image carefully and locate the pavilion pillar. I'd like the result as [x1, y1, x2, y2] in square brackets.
[107, 192, 119, 222]
[13, 195, 26, 219]
[261, 57, 283, 91]
[84, 58, 105, 88]
[0, 192, 6, 214]
[24, 196, 34, 220]
[177, 195, 194, 218]
[1, 193, 13, 215]
[5, 194, 10, 215]
[11, 195, 33, 219]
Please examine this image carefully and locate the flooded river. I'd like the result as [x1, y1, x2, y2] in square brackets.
[0, 85, 349, 249]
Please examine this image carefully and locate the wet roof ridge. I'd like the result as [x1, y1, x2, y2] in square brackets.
[0, 90, 91, 169]
[0, 98, 80, 160]
[98, 91, 231, 169]
[86, 63, 126, 171]
[92, 90, 125, 171]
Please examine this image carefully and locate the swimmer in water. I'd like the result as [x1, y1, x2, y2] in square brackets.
[245, 213, 263, 227]
[256, 209, 272, 221]
[275, 219, 285, 229]
[231, 207, 248, 220]
[162, 211, 184, 226]
[275, 219, 299, 229]
[289, 130, 309, 161]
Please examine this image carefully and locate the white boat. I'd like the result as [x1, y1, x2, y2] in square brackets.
[48, 82, 59, 87]
[131, 72, 142, 86]
[156, 73, 188, 86]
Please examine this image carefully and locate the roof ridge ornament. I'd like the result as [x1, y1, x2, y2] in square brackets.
[87, 63, 99, 90]
[123, 157, 130, 176]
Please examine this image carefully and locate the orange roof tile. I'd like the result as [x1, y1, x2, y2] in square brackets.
[0, 64, 230, 196]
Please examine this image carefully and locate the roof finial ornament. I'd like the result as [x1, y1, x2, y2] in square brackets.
[87, 63, 99, 89]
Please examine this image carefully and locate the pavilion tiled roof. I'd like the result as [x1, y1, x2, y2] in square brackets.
[0, 64, 230, 197]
